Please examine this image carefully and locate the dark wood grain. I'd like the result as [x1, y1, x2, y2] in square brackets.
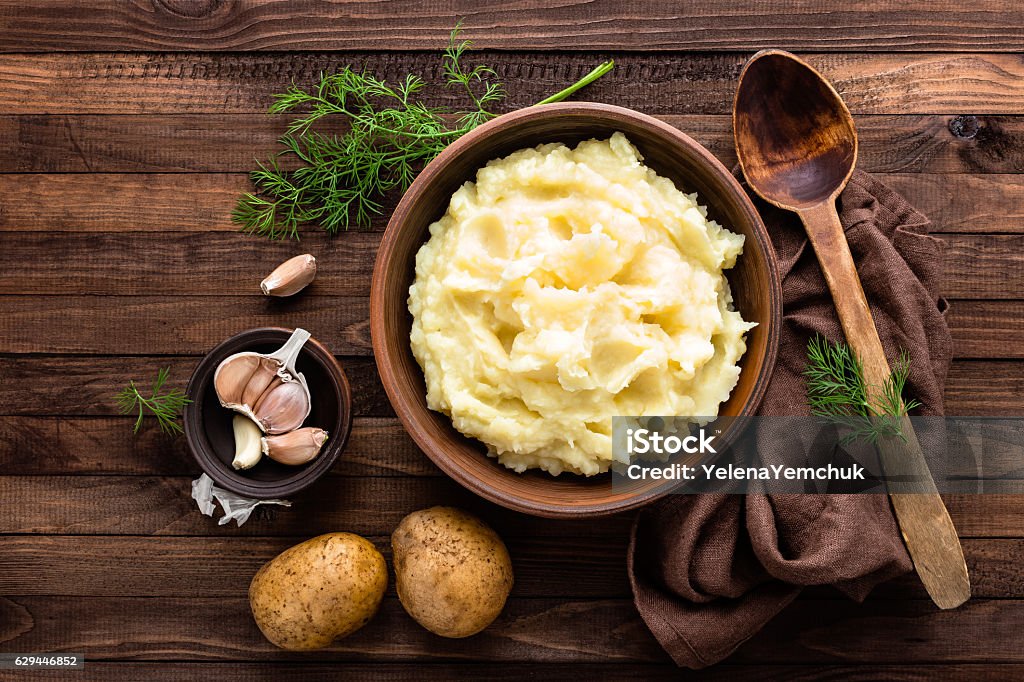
[0, 416, 437, 477]
[0, 475, 1018, 540]
[0, 356, 393, 418]
[0, 534, 1021, 599]
[5, 116, 1024, 177]
[2, 1, 1022, 52]
[23, 662, 988, 682]
[3, 53, 1024, 116]
[946, 361, 1024, 415]
[0, 234, 379, 295]
[0, 297, 373, 355]
[3, 594, 1024, 664]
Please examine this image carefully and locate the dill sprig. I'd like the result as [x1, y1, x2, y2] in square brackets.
[804, 335, 921, 445]
[233, 24, 614, 240]
[115, 367, 191, 436]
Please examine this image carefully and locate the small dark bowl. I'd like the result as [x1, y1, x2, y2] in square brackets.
[184, 327, 352, 499]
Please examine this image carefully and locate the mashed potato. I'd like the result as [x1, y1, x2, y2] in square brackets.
[408, 133, 754, 476]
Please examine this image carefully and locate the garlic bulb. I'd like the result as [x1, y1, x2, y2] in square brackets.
[261, 254, 317, 297]
[262, 427, 328, 466]
[212, 328, 313, 434]
[231, 415, 263, 470]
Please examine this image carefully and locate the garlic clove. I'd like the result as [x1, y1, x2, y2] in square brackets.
[241, 356, 282, 408]
[261, 254, 317, 297]
[214, 353, 260, 407]
[231, 414, 264, 470]
[262, 427, 328, 466]
[253, 379, 310, 434]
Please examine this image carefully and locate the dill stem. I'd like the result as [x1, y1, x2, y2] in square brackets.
[535, 60, 615, 105]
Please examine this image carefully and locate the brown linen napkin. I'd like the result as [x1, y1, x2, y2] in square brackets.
[627, 170, 953, 668]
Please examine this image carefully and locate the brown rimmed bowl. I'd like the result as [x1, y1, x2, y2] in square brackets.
[371, 102, 781, 517]
[184, 327, 352, 499]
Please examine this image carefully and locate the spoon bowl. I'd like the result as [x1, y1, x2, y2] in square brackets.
[733, 49, 857, 209]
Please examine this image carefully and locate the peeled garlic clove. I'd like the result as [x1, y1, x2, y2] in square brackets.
[241, 356, 282, 408]
[214, 353, 260, 407]
[253, 379, 309, 434]
[262, 427, 328, 466]
[231, 415, 264, 470]
[261, 254, 316, 297]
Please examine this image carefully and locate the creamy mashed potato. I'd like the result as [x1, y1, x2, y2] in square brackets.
[408, 133, 754, 476]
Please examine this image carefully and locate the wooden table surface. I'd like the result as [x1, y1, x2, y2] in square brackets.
[2, 2, 1023, 679]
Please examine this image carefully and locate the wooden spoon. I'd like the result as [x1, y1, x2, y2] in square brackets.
[733, 49, 970, 609]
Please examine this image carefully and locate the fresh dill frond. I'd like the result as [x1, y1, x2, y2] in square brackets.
[115, 367, 191, 436]
[234, 23, 614, 240]
[804, 336, 921, 445]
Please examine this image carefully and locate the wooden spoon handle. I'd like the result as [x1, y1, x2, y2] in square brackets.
[798, 200, 971, 610]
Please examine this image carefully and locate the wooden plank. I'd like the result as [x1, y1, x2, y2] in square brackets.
[0, 234, 379, 296]
[941, 236, 1024, 299]
[946, 360, 1024, 415]
[0, 355, 395, 418]
[0, 173, 249, 229]
[5, 115, 1024, 176]
[0, 535, 631, 598]
[2, 1, 1022, 53]
[1, 171, 1022, 239]
[2, 594, 1024, 664]
[13, 663, 1024, 682]
[0, 476, 631, 540]
[3, 53, 1024, 115]
[1, 233, 1020, 300]
[885, 174, 1024, 232]
[0, 416, 437, 477]
[0, 296, 374, 355]
[0, 475, 1017, 540]
[948, 301, 1024, 358]
[0, 595, 667, 663]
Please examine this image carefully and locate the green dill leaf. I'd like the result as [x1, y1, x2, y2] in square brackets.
[233, 21, 614, 240]
[804, 335, 919, 446]
[116, 368, 191, 436]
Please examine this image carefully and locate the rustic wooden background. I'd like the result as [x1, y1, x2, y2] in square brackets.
[1, 1, 1023, 679]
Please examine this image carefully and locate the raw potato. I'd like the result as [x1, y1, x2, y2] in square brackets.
[391, 507, 513, 638]
[249, 533, 387, 650]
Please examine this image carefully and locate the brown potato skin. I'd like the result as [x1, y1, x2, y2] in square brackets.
[249, 532, 387, 650]
[391, 507, 514, 638]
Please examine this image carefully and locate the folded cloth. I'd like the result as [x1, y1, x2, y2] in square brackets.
[627, 170, 953, 668]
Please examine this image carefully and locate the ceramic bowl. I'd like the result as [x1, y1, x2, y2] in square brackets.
[184, 327, 352, 499]
[371, 102, 781, 517]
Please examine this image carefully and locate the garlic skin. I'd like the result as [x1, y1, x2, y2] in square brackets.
[231, 415, 264, 470]
[262, 427, 328, 466]
[214, 354, 261, 407]
[241, 356, 281, 407]
[261, 254, 317, 297]
[253, 380, 310, 435]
